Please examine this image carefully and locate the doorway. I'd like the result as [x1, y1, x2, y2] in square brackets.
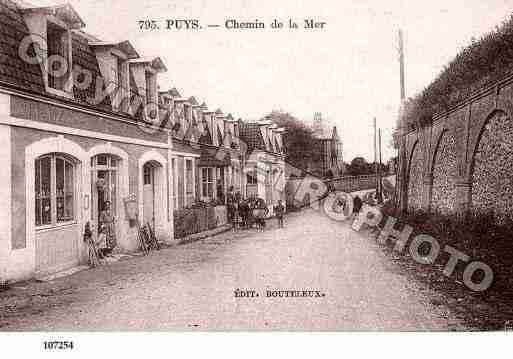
[142, 162, 156, 230]
[91, 154, 119, 237]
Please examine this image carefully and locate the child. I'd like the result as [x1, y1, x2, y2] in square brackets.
[274, 200, 285, 228]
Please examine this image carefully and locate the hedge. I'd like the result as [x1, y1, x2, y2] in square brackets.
[402, 14, 513, 130]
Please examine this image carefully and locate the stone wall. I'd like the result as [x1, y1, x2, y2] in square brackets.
[471, 111, 513, 222]
[431, 132, 457, 214]
[407, 143, 424, 212]
[398, 74, 513, 220]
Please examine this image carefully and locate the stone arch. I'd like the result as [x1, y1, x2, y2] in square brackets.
[430, 129, 457, 214]
[25, 135, 88, 272]
[470, 110, 513, 222]
[406, 140, 424, 212]
[138, 150, 169, 240]
[86, 142, 130, 224]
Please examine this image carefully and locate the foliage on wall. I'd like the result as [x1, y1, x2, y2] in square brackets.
[400, 15, 513, 131]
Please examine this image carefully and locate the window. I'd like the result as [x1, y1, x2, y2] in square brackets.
[91, 154, 118, 216]
[143, 165, 152, 185]
[172, 158, 177, 207]
[47, 21, 70, 92]
[110, 55, 125, 110]
[145, 71, 152, 102]
[201, 167, 214, 199]
[185, 159, 194, 205]
[247, 168, 257, 185]
[35, 154, 75, 227]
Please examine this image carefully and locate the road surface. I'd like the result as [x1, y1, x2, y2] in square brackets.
[0, 209, 464, 330]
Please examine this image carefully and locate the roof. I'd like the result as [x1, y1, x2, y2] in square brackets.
[198, 147, 231, 167]
[188, 96, 199, 106]
[215, 108, 223, 115]
[170, 87, 181, 97]
[239, 122, 265, 152]
[0, 0, 122, 111]
[89, 40, 139, 59]
[71, 31, 112, 109]
[20, 3, 85, 29]
[198, 120, 212, 145]
[313, 124, 336, 140]
[129, 57, 167, 72]
[0, 0, 45, 93]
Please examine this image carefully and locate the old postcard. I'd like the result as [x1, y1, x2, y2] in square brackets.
[0, 0, 513, 350]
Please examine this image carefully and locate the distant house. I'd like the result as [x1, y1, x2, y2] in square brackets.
[309, 113, 344, 177]
[239, 120, 286, 212]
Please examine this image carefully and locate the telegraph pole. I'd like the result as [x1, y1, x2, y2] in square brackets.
[396, 29, 406, 210]
[377, 128, 383, 204]
[399, 29, 406, 101]
[373, 117, 380, 203]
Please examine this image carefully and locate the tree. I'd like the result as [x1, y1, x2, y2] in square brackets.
[264, 110, 317, 171]
[347, 157, 371, 176]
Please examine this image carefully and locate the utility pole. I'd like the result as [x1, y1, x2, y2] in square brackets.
[373, 117, 379, 203]
[399, 29, 406, 101]
[396, 28, 406, 210]
[377, 128, 383, 204]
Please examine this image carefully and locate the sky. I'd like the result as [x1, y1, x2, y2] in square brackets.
[35, 0, 513, 161]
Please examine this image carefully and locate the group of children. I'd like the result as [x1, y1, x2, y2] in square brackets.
[226, 187, 286, 232]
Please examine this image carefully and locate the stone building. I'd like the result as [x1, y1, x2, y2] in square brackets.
[309, 112, 344, 177]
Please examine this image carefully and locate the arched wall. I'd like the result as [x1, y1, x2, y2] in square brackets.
[470, 110, 513, 222]
[399, 79, 513, 218]
[430, 130, 457, 214]
[406, 140, 424, 212]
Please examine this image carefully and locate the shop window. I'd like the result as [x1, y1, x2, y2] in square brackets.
[35, 154, 75, 227]
[201, 167, 214, 199]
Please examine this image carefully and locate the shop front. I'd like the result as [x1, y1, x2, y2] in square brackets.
[0, 94, 174, 281]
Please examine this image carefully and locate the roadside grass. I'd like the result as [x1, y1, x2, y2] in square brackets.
[375, 202, 513, 330]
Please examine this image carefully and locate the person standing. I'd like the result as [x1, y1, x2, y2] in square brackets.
[99, 200, 116, 256]
[274, 199, 285, 228]
[254, 197, 268, 231]
[353, 195, 363, 219]
[239, 198, 249, 229]
[226, 186, 235, 223]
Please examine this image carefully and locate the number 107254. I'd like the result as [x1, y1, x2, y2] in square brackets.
[43, 341, 74, 350]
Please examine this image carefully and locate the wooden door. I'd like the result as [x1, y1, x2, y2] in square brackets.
[143, 164, 155, 228]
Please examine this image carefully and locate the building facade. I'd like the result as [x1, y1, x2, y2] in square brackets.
[0, 1, 176, 280]
[310, 113, 344, 177]
[0, 0, 287, 282]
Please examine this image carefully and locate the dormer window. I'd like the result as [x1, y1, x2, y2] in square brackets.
[128, 57, 166, 121]
[90, 40, 138, 112]
[47, 21, 70, 92]
[21, 4, 85, 98]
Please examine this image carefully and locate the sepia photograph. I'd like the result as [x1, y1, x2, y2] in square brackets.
[0, 0, 512, 355]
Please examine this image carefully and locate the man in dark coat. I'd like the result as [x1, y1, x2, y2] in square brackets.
[274, 200, 285, 228]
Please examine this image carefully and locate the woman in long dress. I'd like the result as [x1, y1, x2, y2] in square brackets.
[99, 200, 116, 256]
